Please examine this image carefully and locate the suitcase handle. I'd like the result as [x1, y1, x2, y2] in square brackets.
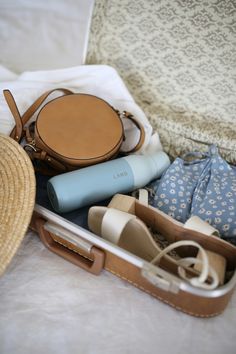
[35, 217, 105, 275]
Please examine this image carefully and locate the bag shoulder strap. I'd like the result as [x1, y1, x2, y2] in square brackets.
[3, 88, 73, 142]
[121, 111, 145, 153]
[3, 89, 145, 152]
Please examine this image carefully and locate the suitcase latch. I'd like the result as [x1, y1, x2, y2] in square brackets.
[141, 263, 180, 294]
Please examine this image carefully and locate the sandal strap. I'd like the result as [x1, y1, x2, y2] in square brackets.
[136, 188, 149, 205]
[151, 240, 219, 290]
[184, 215, 226, 284]
[101, 208, 136, 244]
[184, 215, 220, 236]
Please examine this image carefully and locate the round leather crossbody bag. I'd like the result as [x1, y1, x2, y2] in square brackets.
[3, 88, 145, 172]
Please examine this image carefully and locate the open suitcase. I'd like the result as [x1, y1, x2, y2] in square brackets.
[30, 173, 236, 318]
[3, 60, 236, 319]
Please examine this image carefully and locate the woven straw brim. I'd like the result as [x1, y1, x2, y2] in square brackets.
[0, 134, 36, 276]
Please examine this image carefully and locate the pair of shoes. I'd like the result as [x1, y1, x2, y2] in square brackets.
[88, 193, 230, 289]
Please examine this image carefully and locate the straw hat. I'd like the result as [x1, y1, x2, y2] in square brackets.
[0, 133, 36, 276]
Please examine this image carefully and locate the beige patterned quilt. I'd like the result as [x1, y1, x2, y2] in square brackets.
[87, 0, 236, 163]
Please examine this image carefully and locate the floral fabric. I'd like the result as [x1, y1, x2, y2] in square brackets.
[147, 146, 236, 242]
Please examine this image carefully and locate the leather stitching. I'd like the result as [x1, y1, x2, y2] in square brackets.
[105, 266, 223, 318]
[51, 237, 223, 318]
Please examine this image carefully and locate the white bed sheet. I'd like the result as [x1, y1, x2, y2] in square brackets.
[0, 0, 236, 353]
[1, 231, 236, 354]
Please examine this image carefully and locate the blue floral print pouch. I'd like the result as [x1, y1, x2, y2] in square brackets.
[147, 145, 236, 244]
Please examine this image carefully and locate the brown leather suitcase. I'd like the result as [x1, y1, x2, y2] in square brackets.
[31, 174, 236, 318]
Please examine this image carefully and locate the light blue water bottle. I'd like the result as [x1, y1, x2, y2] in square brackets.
[47, 152, 170, 213]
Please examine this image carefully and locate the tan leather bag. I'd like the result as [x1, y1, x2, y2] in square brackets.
[3, 89, 145, 172]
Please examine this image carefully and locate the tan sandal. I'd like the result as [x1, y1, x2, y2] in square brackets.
[88, 196, 222, 289]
